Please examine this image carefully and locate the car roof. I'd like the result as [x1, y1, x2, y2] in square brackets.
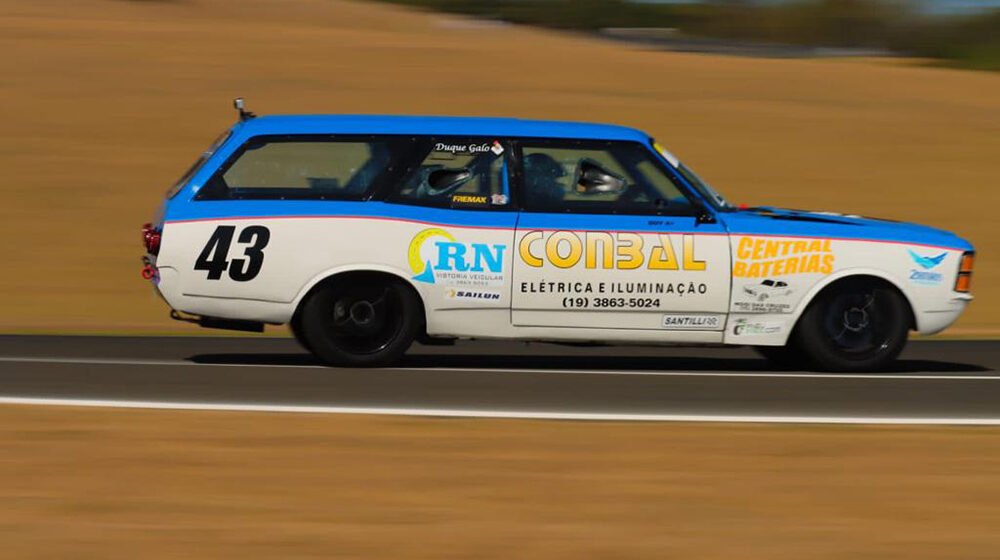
[236, 115, 650, 142]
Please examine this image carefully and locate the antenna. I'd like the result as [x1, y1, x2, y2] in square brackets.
[233, 97, 256, 121]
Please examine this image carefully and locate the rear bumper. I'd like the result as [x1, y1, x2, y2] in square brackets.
[153, 266, 293, 324]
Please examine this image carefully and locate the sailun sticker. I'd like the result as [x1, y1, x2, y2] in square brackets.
[407, 228, 506, 286]
[907, 249, 946, 285]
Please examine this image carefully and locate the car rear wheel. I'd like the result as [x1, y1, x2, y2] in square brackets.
[298, 275, 421, 367]
[289, 314, 314, 355]
[793, 279, 910, 372]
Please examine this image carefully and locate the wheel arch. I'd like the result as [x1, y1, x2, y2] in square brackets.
[786, 269, 918, 340]
[289, 265, 428, 329]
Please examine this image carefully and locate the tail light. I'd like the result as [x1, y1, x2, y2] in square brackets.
[955, 252, 974, 293]
[142, 222, 161, 255]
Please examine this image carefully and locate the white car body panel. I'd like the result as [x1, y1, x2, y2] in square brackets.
[154, 216, 971, 346]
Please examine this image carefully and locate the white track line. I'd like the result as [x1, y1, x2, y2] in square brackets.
[0, 396, 998, 425]
[0, 356, 996, 380]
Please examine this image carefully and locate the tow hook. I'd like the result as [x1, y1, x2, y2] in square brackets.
[141, 256, 158, 281]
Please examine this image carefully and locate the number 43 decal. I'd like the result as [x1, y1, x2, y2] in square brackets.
[195, 225, 270, 281]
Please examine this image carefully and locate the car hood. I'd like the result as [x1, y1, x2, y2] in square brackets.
[723, 207, 972, 252]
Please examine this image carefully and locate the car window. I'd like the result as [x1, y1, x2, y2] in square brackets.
[390, 139, 510, 210]
[197, 136, 406, 200]
[166, 130, 231, 199]
[520, 141, 693, 215]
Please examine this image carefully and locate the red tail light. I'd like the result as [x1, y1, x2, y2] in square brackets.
[142, 222, 161, 255]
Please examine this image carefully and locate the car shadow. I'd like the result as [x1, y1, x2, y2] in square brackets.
[185, 352, 992, 374]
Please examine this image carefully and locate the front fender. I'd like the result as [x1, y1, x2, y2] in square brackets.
[786, 267, 919, 337]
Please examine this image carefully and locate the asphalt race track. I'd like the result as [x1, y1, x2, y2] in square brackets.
[0, 336, 998, 425]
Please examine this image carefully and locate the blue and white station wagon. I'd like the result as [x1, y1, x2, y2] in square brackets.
[142, 100, 975, 371]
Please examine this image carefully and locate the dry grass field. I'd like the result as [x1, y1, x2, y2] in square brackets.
[1, 0, 998, 333]
[0, 405, 997, 559]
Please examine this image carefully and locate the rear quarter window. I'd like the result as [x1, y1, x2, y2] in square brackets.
[166, 130, 232, 199]
[196, 135, 410, 200]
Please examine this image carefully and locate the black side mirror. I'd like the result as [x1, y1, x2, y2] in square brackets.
[427, 168, 472, 194]
[575, 159, 627, 195]
[695, 203, 717, 224]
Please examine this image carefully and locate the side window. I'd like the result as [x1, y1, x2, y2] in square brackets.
[519, 141, 693, 215]
[197, 136, 405, 200]
[389, 138, 510, 210]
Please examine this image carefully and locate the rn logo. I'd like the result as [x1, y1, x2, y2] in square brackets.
[408, 228, 506, 285]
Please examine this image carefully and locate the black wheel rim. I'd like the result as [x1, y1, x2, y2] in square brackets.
[822, 288, 896, 359]
[324, 283, 404, 355]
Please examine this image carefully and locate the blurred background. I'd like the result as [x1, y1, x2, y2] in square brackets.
[1, 0, 997, 334]
[1, 2, 999, 558]
[2, 0, 997, 334]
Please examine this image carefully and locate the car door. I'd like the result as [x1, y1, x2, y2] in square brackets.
[510, 139, 730, 331]
[382, 137, 518, 336]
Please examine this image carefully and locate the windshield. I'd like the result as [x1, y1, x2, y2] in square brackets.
[676, 163, 731, 210]
[165, 130, 232, 199]
[650, 139, 731, 210]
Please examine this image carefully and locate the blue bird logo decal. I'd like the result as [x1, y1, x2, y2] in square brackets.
[908, 250, 947, 269]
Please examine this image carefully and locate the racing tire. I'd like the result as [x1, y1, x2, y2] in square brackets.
[298, 275, 422, 367]
[753, 343, 807, 370]
[792, 279, 910, 372]
[289, 314, 314, 355]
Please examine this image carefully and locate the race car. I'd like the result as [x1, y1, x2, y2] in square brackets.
[141, 100, 975, 372]
[743, 279, 793, 301]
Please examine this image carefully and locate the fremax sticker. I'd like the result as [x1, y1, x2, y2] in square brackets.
[733, 238, 835, 278]
[408, 228, 506, 287]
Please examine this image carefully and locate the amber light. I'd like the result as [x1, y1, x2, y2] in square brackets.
[960, 253, 975, 273]
[955, 252, 974, 293]
[956, 274, 972, 293]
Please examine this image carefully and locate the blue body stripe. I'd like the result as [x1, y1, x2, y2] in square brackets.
[165, 200, 519, 229]
[165, 199, 970, 251]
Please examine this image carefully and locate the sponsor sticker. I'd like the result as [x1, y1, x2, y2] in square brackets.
[446, 289, 502, 301]
[907, 249, 946, 286]
[452, 194, 489, 206]
[433, 141, 503, 155]
[731, 318, 782, 336]
[408, 228, 507, 287]
[518, 231, 707, 271]
[661, 314, 722, 330]
[732, 278, 795, 313]
[733, 237, 835, 278]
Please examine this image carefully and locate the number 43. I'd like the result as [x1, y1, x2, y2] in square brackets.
[194, 225, 270, 281]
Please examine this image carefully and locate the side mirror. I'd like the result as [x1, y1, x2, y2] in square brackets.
[695, 204, 717, 224]
[575, 159, 627, 195]
[427, 168, 472, 194]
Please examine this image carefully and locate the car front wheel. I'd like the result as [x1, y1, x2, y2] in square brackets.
[793, 279, 910, 372]
[298, 275, 422, 367]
